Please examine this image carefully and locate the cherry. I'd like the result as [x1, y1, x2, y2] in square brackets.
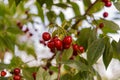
[99, 23, 104, 28]
[47, 41, 55, 49]
[13, 68, 20, 75]
[73, 51, 78, 56]
[42, 32, 51, 41]
[54, 39, 63, 50]
[102, 0, 110, 2]
[63, 36, 72, 45]
[0, 71, 7, 77]
[72, 44, 79, 52]
[63, 44, 70, 49]
[103, 12, 108, 18]
[79, 46, 84, 53]
[16, 21, 23, 29]
[23, 28, 29, 33]
[105, 1, 112, 7]
[32, 72, 36, 80]
[51, 36, 59, 41]
[13, 75, 21, 80]
[40, 40, 46, 46]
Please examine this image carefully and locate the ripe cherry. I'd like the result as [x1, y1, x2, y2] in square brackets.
[72, 44, 79, 52]
[105, 1, 112, 7]
[63, 36, 72, 45]
[103, 12, 108, 18]
[13, 75, 21, 80]
[79, 46, 84, 53]
[54, 39, 63, 50]
[42, 32, 51, 41]
[99, 23, 104, 28]
[32, 72, 36, 80]
[47, 41, 55, 49]
[14, 68, 20, 75]
[0, 71, 7, 77]
[63, 44, 70, 49]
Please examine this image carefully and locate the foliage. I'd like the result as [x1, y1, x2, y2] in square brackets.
[0, 0, 120, 80]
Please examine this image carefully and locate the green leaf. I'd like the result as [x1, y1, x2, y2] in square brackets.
[72, 71, 94, 80]
[76, 28, 91, 51]
[22, 67, 38, 80]
[0, 63, 9, 70]
[59, 12, 65, 22]
[69, 2, 81, 16]
[88, 1, 104, 14]
[36, 2, 44, 22]
[95, 19, 120, 34]
[103, 37, 113, 69]
[62, 60, 89, 71]
[36, 67, 51, 80]
[15, 0, 22, 6]
[47, 11, 57, 23]
[88, 28, 97, 46]
[87, 38, 105, 65]
[8, 56, 24, 69]
[62, 47, 73, 61]
[83, 0, 91, 11]
[54, 3, 70, 9]
[60, 74, 72, 80]
[112, 40, 120, 60]
[114, 2, 120, 12]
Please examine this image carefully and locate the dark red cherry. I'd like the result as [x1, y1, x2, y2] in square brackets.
[42, 32, 51, 41]
[13, 68, 20, 75]
[54, 39, 63, 50]
[103, 12, 108, 18]
[63, 36, 72, 45]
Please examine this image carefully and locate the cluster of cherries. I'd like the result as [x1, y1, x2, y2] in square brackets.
[41, 32, 84, 57]
[99, 0, 112, 29]
[102, 0, 112, 18]
[0, 68, 21, 80]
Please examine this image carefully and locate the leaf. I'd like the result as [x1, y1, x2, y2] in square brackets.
[87, 38, 105, 65]
[36, 67, 51, 80]
[47, 11, 57, 23]
[103, 37, 113, 69]
[114, 2, 120, 12]
[61, 47, 73, 61]
[72, 71, 94, 80]
[15, 0, 22, 6]
[54, 3, 70, 9]
[62, 60, 89, 71]
[88, 1, 104, 14]
[59, 12, 65, 22]
[8, 56, 24, 69]
[112, 40, 120, 60]
[69, 2, 81, 16]
[22, 67, 38, 80]
[83, 0, 91, 11]
[36, 2, 44, 22]
[94, 19, 120, 34]
[76, 28, 91, 51]
[60, 74, 72, 80]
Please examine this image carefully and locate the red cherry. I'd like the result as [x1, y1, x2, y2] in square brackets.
[42, 32, 51, 41]
[14, 68, 20, 75]
[103, 12, 108, 18]
[54, 39, 63, 50]
[47, 41, 55, 49]
[79, 46, 84, 53]
[102, 0, 110, 2]
[32, 72, 36, 80]
[40, 40, 46, 46]
[105, 1, 112, 7]
[99, 23, 104, 28]
[13, 75, 21, 80]
[63, 36, 72, 45]
[72, 44, 79, 52]
[52, 36, 59, 41]
[63, 44, 70, 49]
[1, 71, 7, 77]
